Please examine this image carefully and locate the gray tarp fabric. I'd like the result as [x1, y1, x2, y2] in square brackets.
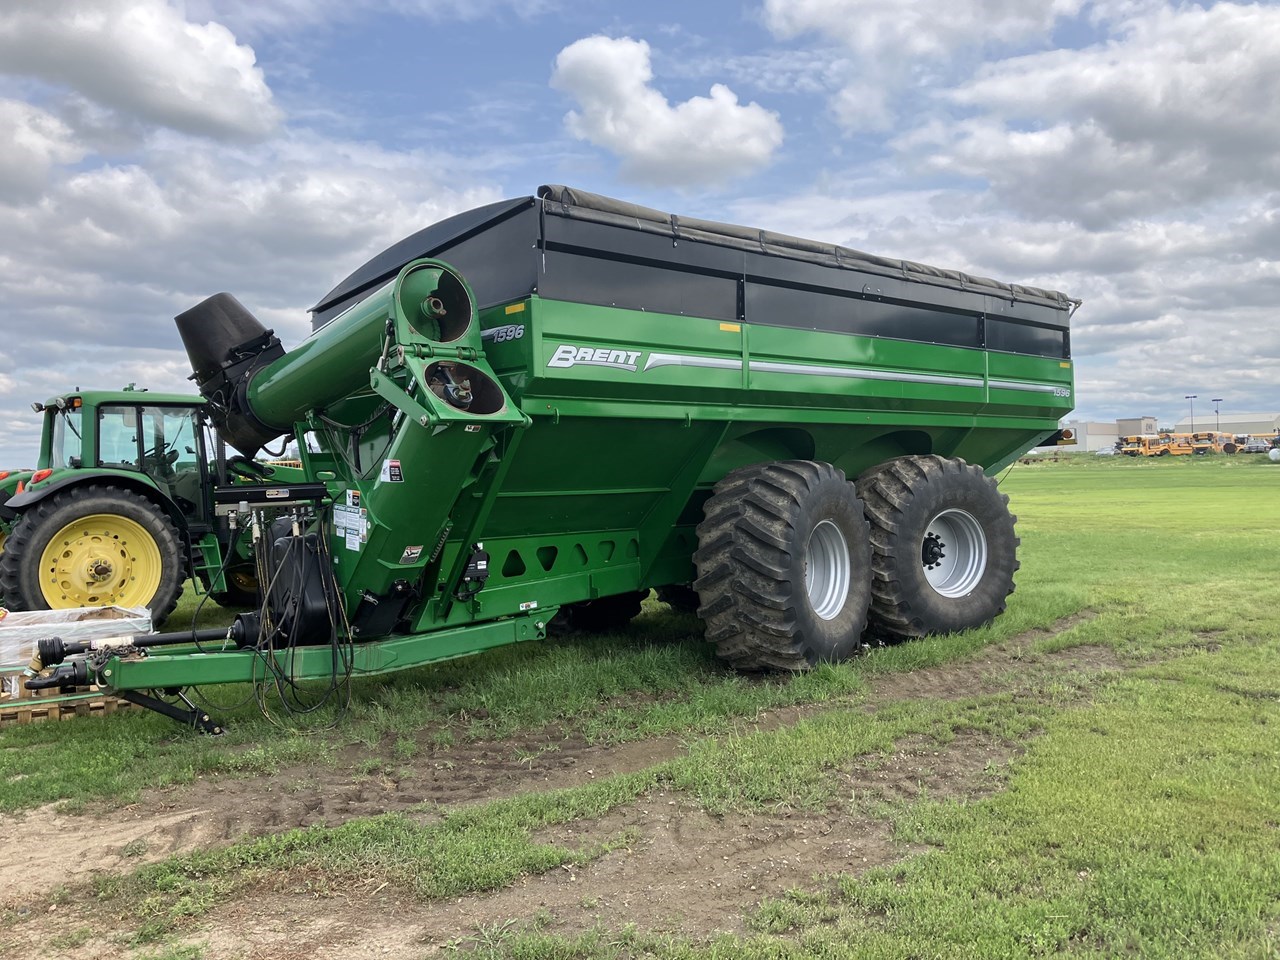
[537, 185, 1079, 314]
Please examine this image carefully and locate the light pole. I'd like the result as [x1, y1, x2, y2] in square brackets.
[1212, 398, 1223, 434]
[1185, 395, 1197, 433]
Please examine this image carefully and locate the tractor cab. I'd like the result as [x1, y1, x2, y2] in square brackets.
[0, 388, 239, 623]
[27, 389, 214, 521]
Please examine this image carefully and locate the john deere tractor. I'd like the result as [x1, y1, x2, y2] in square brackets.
[0, 387, 266, 623]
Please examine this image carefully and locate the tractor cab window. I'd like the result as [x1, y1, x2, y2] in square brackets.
[142, 406, 206, 517]
[138, 407, 199, 476]
[97, 406, 141, 468]
[50, 407, 83, 469]
[98, 404, 207, 517]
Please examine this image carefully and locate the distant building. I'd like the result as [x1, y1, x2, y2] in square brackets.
[1173, 412, 1280, 435]
[1063, 419, 1120, 452]
[1038, 412, 1278, 452]
[1116, 416, 1158, 437]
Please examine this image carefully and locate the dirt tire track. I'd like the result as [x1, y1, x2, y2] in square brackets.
[0, 729, 1028, 959]
[1, 611, 1111, 905]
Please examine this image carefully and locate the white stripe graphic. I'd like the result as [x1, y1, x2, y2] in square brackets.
[603, 349, 1064, 396]
[643, 353, 744, 372]
[988, 379, 1063, 395]
[750, 360, 981, 389]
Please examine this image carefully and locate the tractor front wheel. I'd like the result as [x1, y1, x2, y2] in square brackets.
[0, 485, 183, 626]
[214, 564, 260, 608]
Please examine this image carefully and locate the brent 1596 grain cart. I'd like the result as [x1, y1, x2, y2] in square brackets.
[12, 186, 1078, 729]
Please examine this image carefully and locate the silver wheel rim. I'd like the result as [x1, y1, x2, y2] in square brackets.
[922, 508, 987, 598]
[806, 519, 850, 620]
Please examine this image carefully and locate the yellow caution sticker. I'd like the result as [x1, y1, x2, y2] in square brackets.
[1060, 361, 1071, 368]
[719, 322, 741, 332]
[505, 303, 526, 315]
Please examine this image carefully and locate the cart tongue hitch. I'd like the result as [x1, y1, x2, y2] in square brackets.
[23, 662, 220, 731]
[25, 659, 88, 690]
[24, 525, 337, 730]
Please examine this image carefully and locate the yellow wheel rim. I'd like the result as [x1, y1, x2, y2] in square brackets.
[0, 530, 7, 557]
[38, 513, 162, 609]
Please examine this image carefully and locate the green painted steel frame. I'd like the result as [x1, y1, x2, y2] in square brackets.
[99, 609, 556, 692]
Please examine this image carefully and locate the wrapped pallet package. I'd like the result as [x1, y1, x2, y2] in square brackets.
[0, 607, 152, 698]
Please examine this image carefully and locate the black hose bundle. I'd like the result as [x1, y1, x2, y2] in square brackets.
[247, 510, 354, 727]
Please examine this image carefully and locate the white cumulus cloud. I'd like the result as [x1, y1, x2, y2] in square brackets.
[0, 99, 86, 202]
[0, 0, 280, 141]
[763, 0, 1083, 60]
[924, 2, 1280, 226]
[551, 35, 784, 187]
[762, 0, 1084, 131]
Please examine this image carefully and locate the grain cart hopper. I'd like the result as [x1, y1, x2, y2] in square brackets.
[23, 186, 1078, 729]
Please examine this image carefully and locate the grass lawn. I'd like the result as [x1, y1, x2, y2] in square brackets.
[2, 453, 1279, 959]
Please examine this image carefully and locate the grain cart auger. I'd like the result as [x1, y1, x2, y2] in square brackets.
[20, 186, 1079, 729]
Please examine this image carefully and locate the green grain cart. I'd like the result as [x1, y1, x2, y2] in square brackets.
[17, 186, 1077, 729]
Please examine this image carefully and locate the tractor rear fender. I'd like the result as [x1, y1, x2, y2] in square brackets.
[0, 472, 34, 534]
[0, 469, 189, 538]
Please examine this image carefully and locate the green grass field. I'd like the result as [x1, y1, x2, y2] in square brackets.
[3, 454, 1279, 959]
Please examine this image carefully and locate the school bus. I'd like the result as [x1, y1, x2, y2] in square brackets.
[1190, 432, 1234, 454]
[1119, 434, 1195, 457]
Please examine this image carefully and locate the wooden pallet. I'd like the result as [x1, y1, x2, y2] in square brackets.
[0, 679, 135, 727]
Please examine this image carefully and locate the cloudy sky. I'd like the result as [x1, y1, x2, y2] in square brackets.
[1, 0, 1277, 462]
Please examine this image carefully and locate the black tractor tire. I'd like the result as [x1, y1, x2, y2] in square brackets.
[693, 460, 872, 671]
[559, 590, 648, 633]
[0, 484, 184, 627]
[856, 455, 1018, 640]
[656, 584, 700, 613]
[213, 564, 260, 608]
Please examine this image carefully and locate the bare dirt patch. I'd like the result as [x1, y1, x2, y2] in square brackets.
[2, 806, 908, 960]
[0, 732, 681, 903]
[745, 612, 1114, 736]
[0, 727, 1028, 959]
[843, 729, 1020, 806]
[0, 610, 1119, 908]
[262, 801, 902, 956]
[863, 611, 1108, 707]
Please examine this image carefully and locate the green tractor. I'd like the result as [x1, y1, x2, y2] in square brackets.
[0, 387, 265, 623]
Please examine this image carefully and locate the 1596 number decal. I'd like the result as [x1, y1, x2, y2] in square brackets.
[482, 324, 525, 344]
